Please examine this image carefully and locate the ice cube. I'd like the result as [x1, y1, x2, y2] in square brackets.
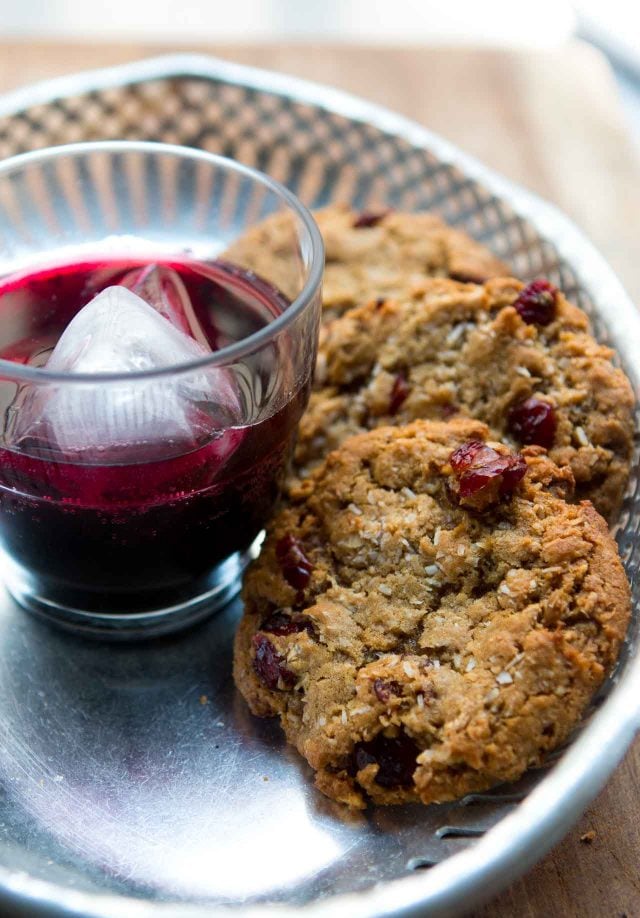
[46, 285, 209, 375]
[6, 286, 241, 462]
[120, 264, 211, 350]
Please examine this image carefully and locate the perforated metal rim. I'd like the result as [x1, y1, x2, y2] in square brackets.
[0, 54, 638, 918]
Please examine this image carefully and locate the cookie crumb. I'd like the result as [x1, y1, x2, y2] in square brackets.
[199, 694, 208, 705]
[580, 829, 596, 844]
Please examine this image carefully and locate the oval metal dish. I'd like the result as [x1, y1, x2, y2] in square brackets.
[0, 54, 638, 918]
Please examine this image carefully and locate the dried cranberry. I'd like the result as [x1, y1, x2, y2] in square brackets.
[275, 534, 313, 591]
[513, 279, 558, 326]
[458, 455, 526, 501]
[252, 634, 295, 690]
[456, 457, 499, 495]
[373, 679, 403, 703]
[389, 373, 411, 415]
[353, 210, 388, 228]
[497, 453, 528, 494]
[450, 440, 493, 472]
[508, 397, 557, 448]
[354, 733, 419, 788]
[449, 440, 527, 507]
[261, 611, 314, 637]
[457, 459, 506, 500]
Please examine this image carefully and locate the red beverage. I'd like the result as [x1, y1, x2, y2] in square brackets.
[0, 258, 309, 614]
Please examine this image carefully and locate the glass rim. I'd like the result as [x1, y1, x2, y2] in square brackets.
[0, 140, 324, 384]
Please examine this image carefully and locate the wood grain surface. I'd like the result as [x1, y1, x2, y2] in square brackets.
[0, 39, 639, 918]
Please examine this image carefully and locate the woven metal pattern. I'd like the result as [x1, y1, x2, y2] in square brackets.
[0, 76, 591, 302]
[0, 58, 638, 918]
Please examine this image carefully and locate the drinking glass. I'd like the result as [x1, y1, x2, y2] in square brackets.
[0, 142, 323, 638]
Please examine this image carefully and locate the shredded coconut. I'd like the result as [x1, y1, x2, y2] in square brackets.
[507, 652, 525, 669]
[446, 323, 466, 345]
[496, 671, 514, 685]
[575, 426, 590, 447]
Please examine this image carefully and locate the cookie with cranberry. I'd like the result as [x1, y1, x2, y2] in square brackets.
[298, 276, 634, 519]
[224, 204, 507, 318]
[234, 418, 630, 808]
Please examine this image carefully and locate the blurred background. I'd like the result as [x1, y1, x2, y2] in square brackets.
[2, 0, 577, 43]
[0, 0, 638, 144]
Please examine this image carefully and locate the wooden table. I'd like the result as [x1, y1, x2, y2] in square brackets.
[1, 40, 639, 918]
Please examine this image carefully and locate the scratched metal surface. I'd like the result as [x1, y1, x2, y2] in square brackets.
[0, 55, 638, 918]
[0, 592, 545, 907]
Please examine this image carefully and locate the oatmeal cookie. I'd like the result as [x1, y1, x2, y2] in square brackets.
[234, 419, 630, 808]
[298, 277, 634, 519]
[224, 204, 507, 317]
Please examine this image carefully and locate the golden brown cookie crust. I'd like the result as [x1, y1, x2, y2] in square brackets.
[224, 204, 507, 318]
[234, 419, 631, 809]
[297, 277, 634, 519]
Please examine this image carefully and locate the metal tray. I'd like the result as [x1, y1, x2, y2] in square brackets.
[0, 54, 639, 918]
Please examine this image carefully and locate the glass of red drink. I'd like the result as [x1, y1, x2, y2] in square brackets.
[0, 142, 323, 637]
